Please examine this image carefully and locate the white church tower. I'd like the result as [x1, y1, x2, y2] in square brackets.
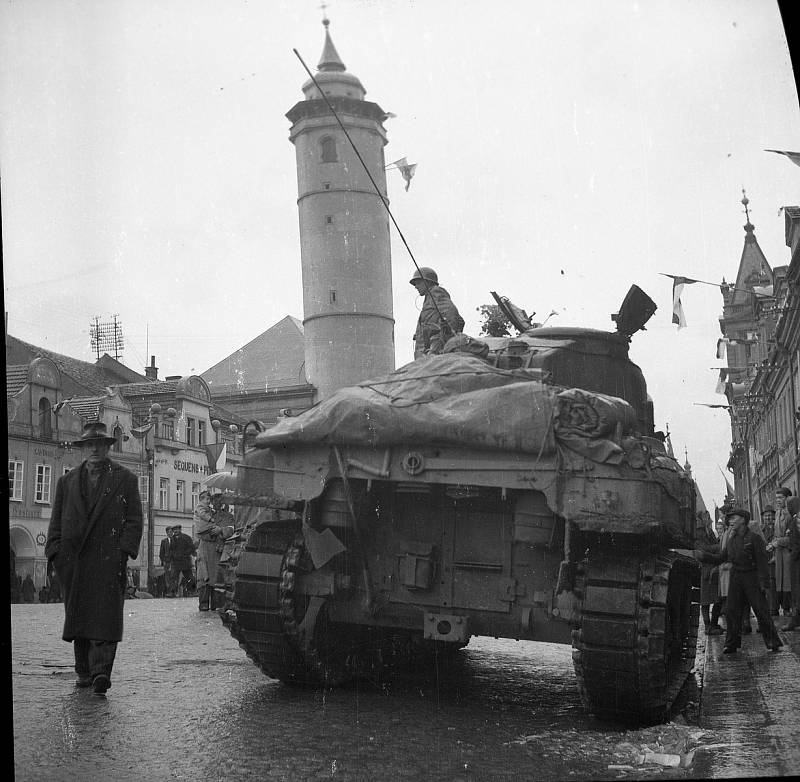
[286, 18, 395, 401]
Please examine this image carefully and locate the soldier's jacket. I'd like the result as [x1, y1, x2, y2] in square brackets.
[700, 528, 770, 588]
[413, 284, 465, 357]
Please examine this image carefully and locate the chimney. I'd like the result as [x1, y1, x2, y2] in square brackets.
[145, 356, 158, 380]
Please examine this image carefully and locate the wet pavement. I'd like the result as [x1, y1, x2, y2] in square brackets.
[11, 599, 800, 781]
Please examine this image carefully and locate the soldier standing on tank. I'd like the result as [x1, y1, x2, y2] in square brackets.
[410, 267, 465, 359]
[696, 507, 782, 654]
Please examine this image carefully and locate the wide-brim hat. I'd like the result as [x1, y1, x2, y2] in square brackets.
[724, 507, 751, 523]
[173, 524, 182, 530]
[72, 421, 117, 446]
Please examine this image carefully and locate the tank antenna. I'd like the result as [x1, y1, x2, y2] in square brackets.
[292, 47, 450, 329]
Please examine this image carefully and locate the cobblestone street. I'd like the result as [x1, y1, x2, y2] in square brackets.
[11, 599, 800, 781]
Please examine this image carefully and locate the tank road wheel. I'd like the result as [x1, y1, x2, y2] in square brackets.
[571, 545, 700, 725]
[222, 521, 309, 684]
[279, 534, 367, 687]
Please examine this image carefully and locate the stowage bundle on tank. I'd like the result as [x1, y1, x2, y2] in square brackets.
[221, 291, 700, 727]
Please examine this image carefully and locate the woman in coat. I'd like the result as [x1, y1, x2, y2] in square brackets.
[695, 513, 723, 634]
[769, 487, 794, 615]
[784, 497, 800, 631]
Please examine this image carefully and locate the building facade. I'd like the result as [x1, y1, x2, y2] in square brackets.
[7, 357, 145, 592]
[720, 201, 800, 515]
[7, 337, 246, 595]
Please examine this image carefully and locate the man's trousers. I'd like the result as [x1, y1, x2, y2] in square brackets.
[724, 569, 781, 650]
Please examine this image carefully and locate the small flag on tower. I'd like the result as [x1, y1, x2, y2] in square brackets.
[390, 157, 418, 191]
[666, 275, 698, 329]
[764, 149, 800, 168]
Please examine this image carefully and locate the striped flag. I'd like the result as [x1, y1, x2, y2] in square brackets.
[666, 275, 698, 328]
[765, 149, 800, 168]
[715, 368, 728, 394]
[204, 442, 227, 472]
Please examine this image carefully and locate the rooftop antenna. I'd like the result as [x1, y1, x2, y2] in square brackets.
[90, 315, 124, 361]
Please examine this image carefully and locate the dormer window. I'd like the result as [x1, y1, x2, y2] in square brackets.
[320, 136, 337, 163]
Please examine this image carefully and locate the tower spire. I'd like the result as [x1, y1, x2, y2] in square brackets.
[741, 188, 755, 236]
[318, 13, 346, 72]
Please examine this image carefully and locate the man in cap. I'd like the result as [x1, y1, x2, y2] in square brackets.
[697, 506, 782, 654]
[45, 421, 143, 694]
[194, 490, 235, 611]
[410, 266, 465, 359]
[169, 523, 197, 597]
[159, 525, 175, 597]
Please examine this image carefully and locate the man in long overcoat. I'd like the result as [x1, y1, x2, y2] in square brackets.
[169, 524, 196, 595]
[45, 422, 142, 695]
[195, 491, 235, 611]
[159, 525, 174, 597]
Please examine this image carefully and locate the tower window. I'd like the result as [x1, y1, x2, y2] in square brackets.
[325, 215, 334, 225]
[330, 289, 337, 304]
[323, 182, 331, 190]
[320, 136, 337, 163]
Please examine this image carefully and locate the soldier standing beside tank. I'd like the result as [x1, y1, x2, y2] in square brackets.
[697, 507, 782, 654]
[194, 491, 235, 611]
[410, 267, 465, 359]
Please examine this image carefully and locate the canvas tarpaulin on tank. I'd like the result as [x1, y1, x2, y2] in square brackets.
[254, 354, 638, 463]
[553, 388, 638, 464]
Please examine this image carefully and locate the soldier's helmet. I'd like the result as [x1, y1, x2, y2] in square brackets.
[409, 267, 438, 286]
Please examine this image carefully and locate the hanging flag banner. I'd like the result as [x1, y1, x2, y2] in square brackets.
[715, 368, 728, 394]
[716, 338, 727, 359]
[764, 149, 800, 168]
[204, 442, 227, 473]
[665, 275, 698, 328]
[389, 157, 418, 191]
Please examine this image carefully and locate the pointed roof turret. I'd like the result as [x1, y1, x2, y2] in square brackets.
[318, 18, 346, 72]
[729, 189, 773, 306]
[298, 16, 366, 102]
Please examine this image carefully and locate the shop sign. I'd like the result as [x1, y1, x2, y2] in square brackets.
[173, 460, 211, 475]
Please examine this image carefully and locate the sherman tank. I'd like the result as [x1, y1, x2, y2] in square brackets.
[216, 284, 700, 725]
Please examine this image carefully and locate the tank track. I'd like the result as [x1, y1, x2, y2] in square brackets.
[571, 544, 700, 725]
[218, 521, 310, 684]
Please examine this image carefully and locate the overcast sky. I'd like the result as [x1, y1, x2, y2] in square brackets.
[2, 0, 799, 509]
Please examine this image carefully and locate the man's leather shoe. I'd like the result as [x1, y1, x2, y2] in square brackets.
[705, 625, 723, 635]
[722, 646, 738, 654]
[92, 674, 111, 694]
[741, 625, 752, 634]
[769, 644, 782, 652]
[76, 675, 92, 688]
